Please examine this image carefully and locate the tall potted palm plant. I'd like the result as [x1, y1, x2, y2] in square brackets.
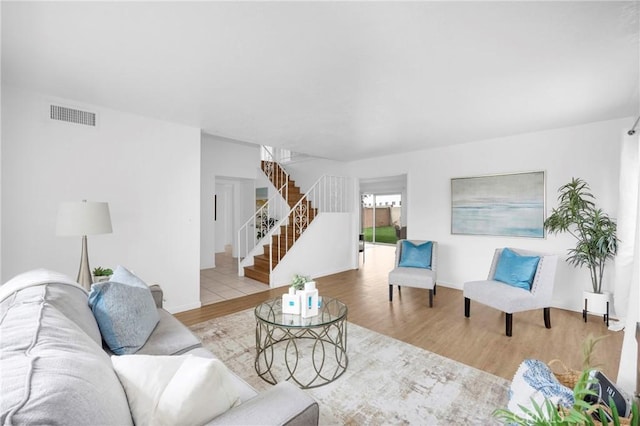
[544, 178, 618, 315]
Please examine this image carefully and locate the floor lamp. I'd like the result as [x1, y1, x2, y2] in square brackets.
[56, 200, 112, 291]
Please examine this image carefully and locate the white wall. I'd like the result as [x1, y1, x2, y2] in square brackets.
[214, 182, 233, 253]
[2, 86, 201, 313]
[200, 134, 260, 268]
[271, 213, 355, 287]
[283, 158, 347, 192]
[0, 3, 3, 281]
[344, 118, 628, 313]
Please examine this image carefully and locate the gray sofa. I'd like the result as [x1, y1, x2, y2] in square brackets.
[0, 270, 319, 425]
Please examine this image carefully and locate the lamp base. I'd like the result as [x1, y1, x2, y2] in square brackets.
[77, 235, 93, 291]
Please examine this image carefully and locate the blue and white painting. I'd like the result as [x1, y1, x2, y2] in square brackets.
[451, 171, 545, 238]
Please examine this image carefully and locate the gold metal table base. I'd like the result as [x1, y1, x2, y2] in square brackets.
[254, 298, 348, 389]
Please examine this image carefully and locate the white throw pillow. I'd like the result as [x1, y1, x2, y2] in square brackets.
[111, 354, 241, 426]
[508, 359, 574, 419]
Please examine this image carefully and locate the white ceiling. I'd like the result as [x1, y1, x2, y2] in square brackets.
[2, 1, 639, 161]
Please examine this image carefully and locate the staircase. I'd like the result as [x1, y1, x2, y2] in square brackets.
[242, 161, 318, 284]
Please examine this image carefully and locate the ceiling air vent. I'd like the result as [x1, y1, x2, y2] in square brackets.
[50, 104, 96, 127]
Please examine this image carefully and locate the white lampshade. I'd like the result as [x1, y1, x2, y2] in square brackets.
[56, 201, 113, 236]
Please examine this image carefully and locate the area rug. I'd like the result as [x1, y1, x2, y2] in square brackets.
[189, 309, 510, 425]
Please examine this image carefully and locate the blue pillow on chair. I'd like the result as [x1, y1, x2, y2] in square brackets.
[399, 241, 432, 269]
[494, 248, 540, 290]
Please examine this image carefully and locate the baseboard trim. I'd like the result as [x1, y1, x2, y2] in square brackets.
[166, 301, 202, 314]
[435, 280, 462, 290]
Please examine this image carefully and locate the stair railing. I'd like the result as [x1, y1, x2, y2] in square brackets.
[261, 146, 290, 200]
[238, 152, 352, 281]
[237, 159, 291, 274]
[261, 145, 297, 165]
[267, 174, 352, 274]
[261, 162, 289, 201]
[237, 184, 290, 270]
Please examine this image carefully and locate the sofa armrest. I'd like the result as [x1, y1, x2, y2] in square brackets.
[149, 284, 163, 308]
[207, 382, 319, 426]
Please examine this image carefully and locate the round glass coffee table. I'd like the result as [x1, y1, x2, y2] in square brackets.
[254, 296, 348, 389]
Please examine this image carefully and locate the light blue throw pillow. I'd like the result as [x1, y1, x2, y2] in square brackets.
[398, 241, 432, 269]
[494, 248, 540, 290]
[110, 265, 149, 289]
[88, 266, 159, 355]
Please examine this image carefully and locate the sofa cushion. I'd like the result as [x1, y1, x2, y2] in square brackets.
[0, 269, 103, 345]
[112, 354, 241, 426]
[88, 266, 160, 355]
[388, 266, 436, 290]
[398, 240, 432, 269]
[0, 281, 132, 425]
[494, 248, 540, 290]
[136, 309, 203, 355]
[206, 382, 320, 426]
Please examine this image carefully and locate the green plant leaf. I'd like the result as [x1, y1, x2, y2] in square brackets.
[492, 360, 639, 426]
[92, 266, 112, 276]
[544, 178, 617, 293]
[290, 274, 311, 290]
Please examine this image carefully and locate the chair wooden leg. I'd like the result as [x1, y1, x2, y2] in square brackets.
[544, 307, 551, 329]
[389, 285, 393, 302]
[433, 283, 437, 295]
[398, 286, 401, 296]
[506, 313, 513, 337]
[428, 289, 433, 307]
[464, 297, 470, 317]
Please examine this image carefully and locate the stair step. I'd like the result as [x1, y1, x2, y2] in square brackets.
[261, 162, 294, 183]
[287, 197, 304, 207]
[244, 266, 270, 284]
[272, 234, 302, 246]
[287, 187, 302, 194]
[284, 191, 302, 201]
[256, 159, 325, 288]
[279, 182, 300, 192]
[264, 243, 290, 256]
[274, 180, 294, 189]
[254, 255, 279, 270]
[272, 238, 301, 248]
[275, 227, 302, 236]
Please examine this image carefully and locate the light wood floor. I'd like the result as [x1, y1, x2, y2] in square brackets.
[177, 245, 624, 382]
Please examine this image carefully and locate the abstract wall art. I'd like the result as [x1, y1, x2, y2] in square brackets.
[451, 171, 545, 238]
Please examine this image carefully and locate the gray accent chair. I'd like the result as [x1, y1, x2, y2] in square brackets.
[463, 248, 558, 337]
[388, 240, 438, 307]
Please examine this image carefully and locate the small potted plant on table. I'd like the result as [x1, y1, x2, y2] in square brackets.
[92, 266, 113, 283]
[282, 274, 318, 317]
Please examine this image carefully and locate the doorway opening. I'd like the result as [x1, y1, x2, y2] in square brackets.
[361, 193, 404, 244]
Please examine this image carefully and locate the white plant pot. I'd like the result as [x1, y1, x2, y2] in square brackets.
[583, 291, 611, 315]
